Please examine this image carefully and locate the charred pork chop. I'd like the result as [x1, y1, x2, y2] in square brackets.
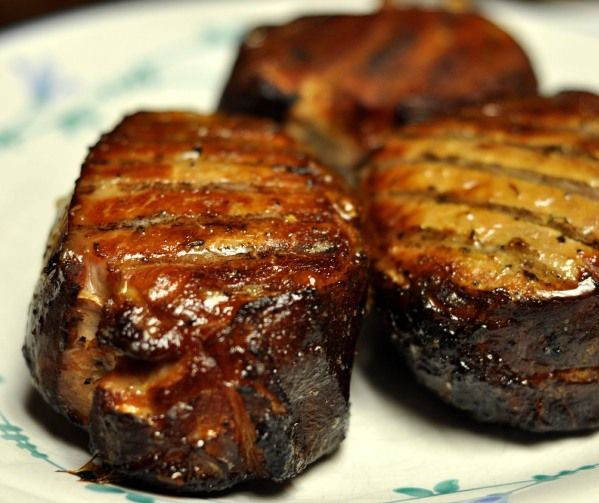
[24, 112, 367, 491]
[362, 91, 599, 432]
[219, 6, 538, 172]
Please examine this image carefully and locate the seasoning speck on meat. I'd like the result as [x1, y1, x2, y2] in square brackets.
[362, 91, 599, 432]
[24, 112, 368, 491]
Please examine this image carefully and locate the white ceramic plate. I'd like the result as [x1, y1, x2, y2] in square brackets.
[1, 1, 599, 502]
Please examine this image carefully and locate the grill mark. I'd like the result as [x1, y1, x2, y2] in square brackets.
[72, 213, 331, 233]
[74, 111, 360, 311]
[91, 139, 306, 161]
[367, 94, 599, 300]
[79, 217, 342, 241]
[80, 178, 318, 198]
[470, 118, 599, 138]
[80, 165, 323, 196]
[83, 158, 314, 180]
[406, 116, 599, 140]
[103, 241, 342, 267]
[120, 253, 346, 280]
[447, 113, 599, 138]
[369, 156, 599, 246]
[118, 112, 283, 134]
[423, 51, 457, 96]
[375, 15, 462, 107]
[385, 134, 599, 169]
[84, 155, 317, 174]
[364, 30, 418, 73]
[114, 255, 349, 301]
[107, 130, 292, 149]
[112, 115, 288, 137]
[88, 136, 299, 165]
[73, 190, 333, 229]
[385, 226, 582, 291]
[377, 153, 599, 201]
[80, 221, 345, 267]
[368, 159, 599, 235]
[370, 196, 595, 285]
[385, 188, 598, 248]
[321, 12, 400, 81]
[393, 131, 599, 161]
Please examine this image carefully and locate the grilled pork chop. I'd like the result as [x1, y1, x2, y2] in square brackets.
[219, 6, 538, 172]
[362, 91, 599, 432]
[24, 112, 367, 491]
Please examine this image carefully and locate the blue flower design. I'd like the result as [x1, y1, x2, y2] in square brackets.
[458, 495, 510, 503]
[12, 59, 75, 105]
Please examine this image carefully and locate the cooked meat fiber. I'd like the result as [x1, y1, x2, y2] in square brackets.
[219, 6, 538, 172]
[23, 112, 368, 491]
[362, 91, 599, 432]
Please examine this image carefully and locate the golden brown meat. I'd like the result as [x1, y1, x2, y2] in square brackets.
[219, 6, 538, 172]
[23, 112, 367, 491]
[362, 91, 599, 432]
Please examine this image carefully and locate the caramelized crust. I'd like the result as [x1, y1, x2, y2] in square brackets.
[24, 112, 367, 490]
[363, 91, 599, 431]
[219, 6, 538, 171]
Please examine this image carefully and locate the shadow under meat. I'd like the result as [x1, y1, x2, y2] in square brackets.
[24, 375, 335, 500]
[25, 384, 89, 452]
[101, 448, 347, 499]
[354, 310, 596, 446]
[108, 474, 293, 500]
[187, 432, 346, 500]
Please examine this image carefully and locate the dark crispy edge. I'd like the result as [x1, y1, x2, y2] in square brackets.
[89, 267, 368, 492]
[23, 202, 85, 424]
[219, 70, 296, 123]
[24, 199, 368, 491]
[217, 10, 539, 132]
[374, 269, 599, 432]
[23, 110, 369, 491]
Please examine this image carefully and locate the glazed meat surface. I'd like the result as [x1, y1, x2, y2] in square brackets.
[24, 112, 367, 491]
[362, 91, 599, 432]
[219, 6, 538, 172]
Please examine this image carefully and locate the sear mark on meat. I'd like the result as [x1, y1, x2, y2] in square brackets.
[23, 111, 368, 491]
[218, 6, 538, 174]
[362, 91, 599, 432]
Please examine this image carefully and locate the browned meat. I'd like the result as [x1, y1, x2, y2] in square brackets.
[23, 112, 367, 491]
[218, 6, 538, 172]
[362, 91, 599, 432]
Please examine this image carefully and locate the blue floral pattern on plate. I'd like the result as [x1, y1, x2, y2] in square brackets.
[1, 2, 599, 502]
